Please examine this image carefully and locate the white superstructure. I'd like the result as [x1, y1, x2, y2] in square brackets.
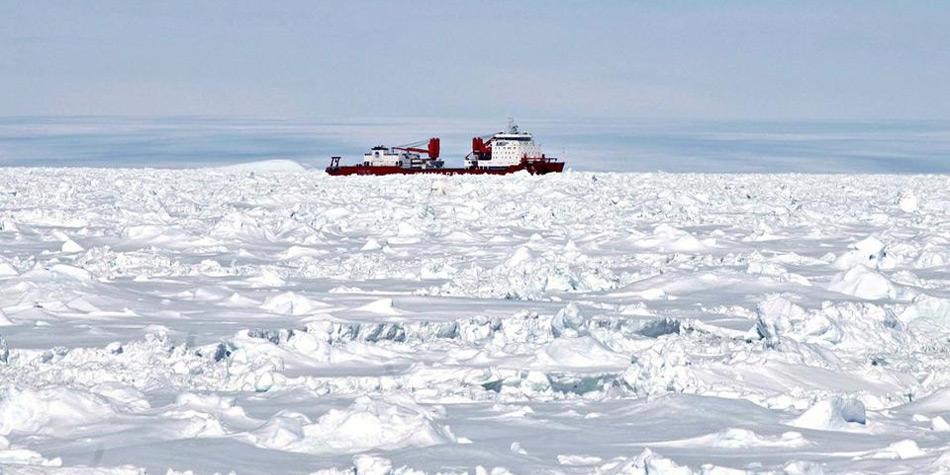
[465, 120, 545, 169]
[363, 146, 412, 167]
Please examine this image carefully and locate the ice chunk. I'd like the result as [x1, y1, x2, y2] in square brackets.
[509, 441, 527, 454]
[551, 302, 586, 337]
[621, 339, 699, 396]
[637, 317, 681, 338]
[833, 236, 889, 270]
[782, 461, 825, 475]
[868, 439, 924, 459]
[353, 454, 394, 475]
[60, 238, 84, 253]
[931, 416, 950, 432]
[898, 193, 919, 213]
[0, 219, 18, 233]
[754, 294, 807, 345]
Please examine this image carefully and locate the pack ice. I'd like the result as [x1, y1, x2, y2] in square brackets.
[1, 167, 949, 474]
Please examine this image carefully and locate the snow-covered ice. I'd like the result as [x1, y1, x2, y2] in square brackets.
[1, 168, 950, 473]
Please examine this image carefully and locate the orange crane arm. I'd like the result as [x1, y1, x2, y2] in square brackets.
[394, 138, 440, 159]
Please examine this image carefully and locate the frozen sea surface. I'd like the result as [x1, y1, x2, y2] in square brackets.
[1, 168, 950, 474]
[2, 116, 950, 172]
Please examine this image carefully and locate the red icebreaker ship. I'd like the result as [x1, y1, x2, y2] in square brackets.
[326, 120, 564, 176]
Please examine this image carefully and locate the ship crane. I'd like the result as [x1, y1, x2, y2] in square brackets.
[393, 138, 440, 159]
[468, 135, 493, 162]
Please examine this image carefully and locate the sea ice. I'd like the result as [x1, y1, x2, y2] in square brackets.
[0, 169, 947, 473]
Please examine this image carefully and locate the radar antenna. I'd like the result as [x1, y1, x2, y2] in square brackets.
[507, 117, 518, 134]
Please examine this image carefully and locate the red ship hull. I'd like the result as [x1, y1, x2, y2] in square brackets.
[326, 160, 564, 176]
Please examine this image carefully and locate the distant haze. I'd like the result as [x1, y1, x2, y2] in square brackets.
[2, 117, 950, 172]
[3, 1, 950, 120]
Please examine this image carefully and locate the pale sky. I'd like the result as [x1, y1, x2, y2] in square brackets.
[3, 1, 949, 120]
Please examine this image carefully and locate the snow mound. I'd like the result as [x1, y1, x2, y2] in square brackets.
[932, 416, 950, 432]
[899, 294, 950, 325]
[166, 392, 261, 438]
[247, 396, 456, 454]
[828, 265, 897, 300]
[0, 387, 118, 436]
[261, 292, 330, 315]
[245, 269, 286, 287]
[531, 336, 629, 370]
[0, 259, 18, 277]
[0, 437, 62, 466]
[360, 238, 383, 251]
[790, 396, 866, 431]
[279, 245, 325, 260]
[660, 428, 809, 449]
[557, 454, 604, 466]
[746, 260, 811, 286]
[210, 212, 280, 243]
[122, 225, 213, 249]
[356, 298, 403, 316]
[632, 224, 715, 252]
[595, 448, 693, 475]
[212, 159, 307, 172]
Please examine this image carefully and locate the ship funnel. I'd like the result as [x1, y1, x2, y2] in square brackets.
[428, 138, 440, 159]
